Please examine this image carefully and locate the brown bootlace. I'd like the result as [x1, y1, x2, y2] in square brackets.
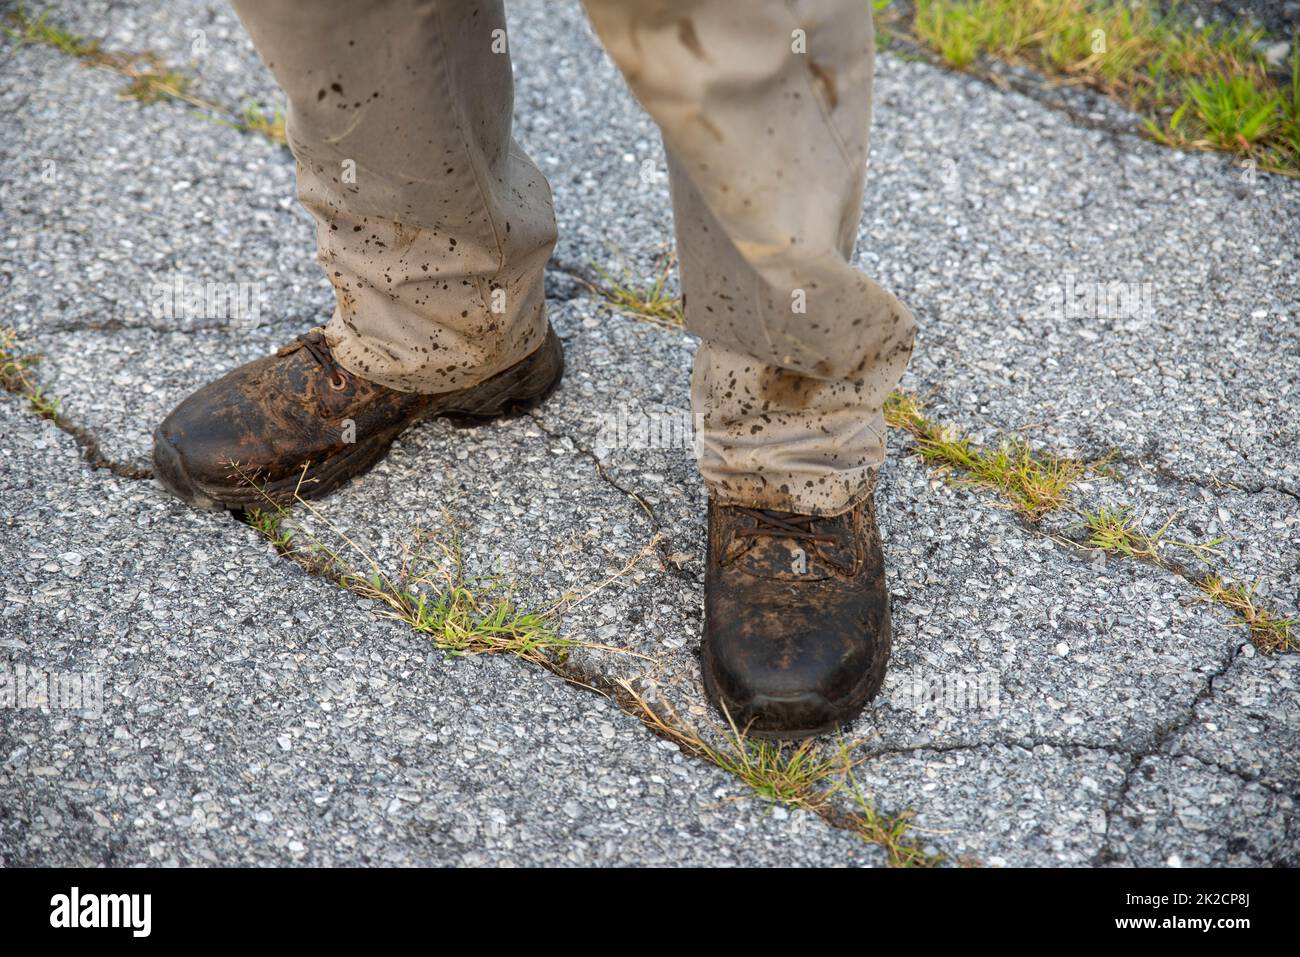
[295, 328, 334, 367]
[733, 508, 840, 544]
[289, 329, 349, 391]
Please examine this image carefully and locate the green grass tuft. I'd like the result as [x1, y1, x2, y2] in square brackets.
[346, 526, 576, 664]
[246, 507, 296, 551]
[1076, 504, 1224, 564]
[1199, 576, 1298, 654]
[3, 6, 288, 146]
[885, 392, 1084, 518]
[586, 251, 685, 327]
[907, 0, 1299, 174]
[0, 327, 63, 420]
[618, 680, 945, 866]
[1184, 74, 1284, 152]
[237, 102, 287, 144]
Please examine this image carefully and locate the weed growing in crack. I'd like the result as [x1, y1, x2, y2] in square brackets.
[231, 464, 938, 864]
[886, 391, 1299, 655]
[833, 738, 949, 868]
[585, 251, 685, 328]
[246, 506, 296, 552]
[1075, 505, 1224, 565]
[1199, 576, 1298, 654]
[344, 525, 577, 666]
[616, 679, 944, 867]
[0, 327, 62, 420]
[118, 62, 192, 105]
[907, 0, 1299, 174]
[3, 7, 286, 145]
[885, 392, 1084, 518]
[0, 328, 39, 393]
[26, 386, 63, 418]
[236, 102, 287, 144]
[1, 6, 99, 57]
[708, 729, 847, 808]
[231, 465, 643, 667]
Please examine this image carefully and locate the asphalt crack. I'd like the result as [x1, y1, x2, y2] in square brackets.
[1089, 637, 1244, 866]
[1097, 443, 1299, 503]
[526, 409, 695, 585]
[15, 351, 1288, 867]
[54, 415, 153, 480]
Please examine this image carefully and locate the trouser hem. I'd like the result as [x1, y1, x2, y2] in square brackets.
[323, 303, 549, 396]
[704, 465, 879, 518]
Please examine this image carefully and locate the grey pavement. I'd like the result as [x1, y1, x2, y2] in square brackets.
[0, 0, 1296, 866]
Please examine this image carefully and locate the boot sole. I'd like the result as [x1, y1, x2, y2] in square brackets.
[153, 325, 564, 511]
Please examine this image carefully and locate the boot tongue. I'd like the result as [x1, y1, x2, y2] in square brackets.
[721, 509, 858, 581]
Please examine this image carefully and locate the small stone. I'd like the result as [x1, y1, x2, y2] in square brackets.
[1263, 41, 1290, 66]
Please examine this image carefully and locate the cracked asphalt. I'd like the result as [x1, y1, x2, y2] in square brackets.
[1, 0, 1297, 866]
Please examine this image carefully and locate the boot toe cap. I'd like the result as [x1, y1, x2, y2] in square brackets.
[152, 423, 223, 510]
[152, 390, 277, 506]
[703, 629, 881, 737]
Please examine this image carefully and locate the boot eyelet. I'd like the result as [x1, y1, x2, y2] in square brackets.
[328, 372, 348, 392]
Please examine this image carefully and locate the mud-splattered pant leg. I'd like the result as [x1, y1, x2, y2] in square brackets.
[583, 0, 916, 515]
[230, 0, 558, 394]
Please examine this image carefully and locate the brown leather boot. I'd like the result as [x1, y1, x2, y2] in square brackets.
[701, 495, 891, 739]
[152, 325, 563, 510]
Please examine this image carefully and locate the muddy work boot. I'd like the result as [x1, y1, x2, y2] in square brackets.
[153, 326, 563, 510]
[702, 496, 892, 739]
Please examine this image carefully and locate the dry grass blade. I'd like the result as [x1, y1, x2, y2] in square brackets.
[3, 6, 287, 144]
[0, 326, 63, 419]
[1199, 576, 1298, 654]
[885, 392, 1083, 518]
[614, 679, 944, 866]
[230, 464, 645, 666]
[585, 251, 685, 327]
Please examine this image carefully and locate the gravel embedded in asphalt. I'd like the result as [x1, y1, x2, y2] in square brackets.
[1, 0, 1296, 866]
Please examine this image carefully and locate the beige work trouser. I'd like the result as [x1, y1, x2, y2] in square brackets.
[231, 0, 916, 516]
